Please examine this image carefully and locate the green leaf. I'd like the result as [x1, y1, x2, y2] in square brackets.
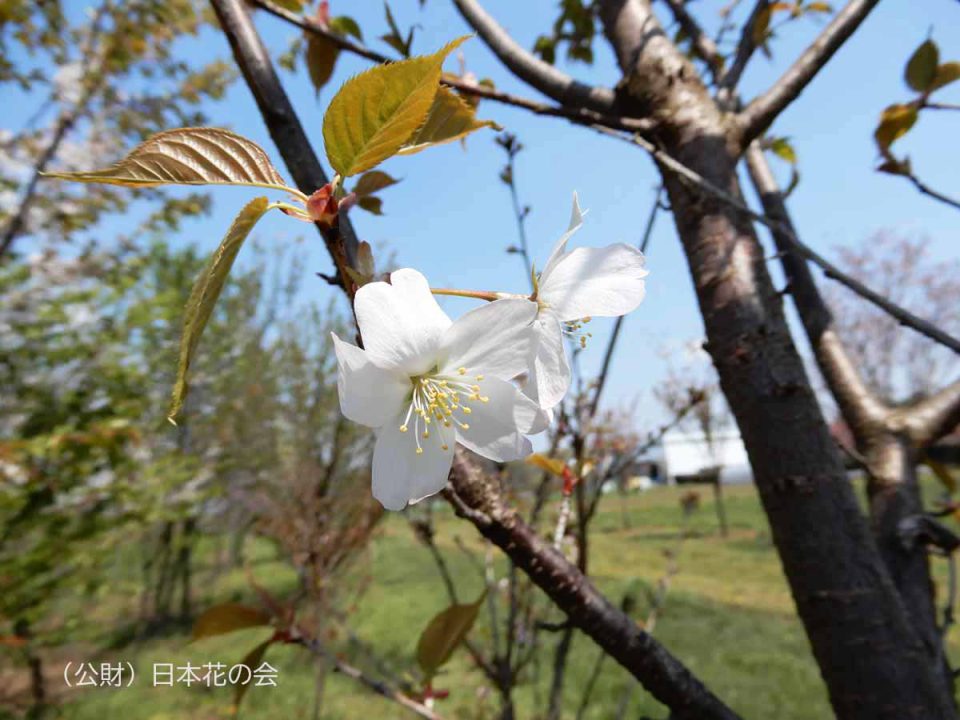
[330, 15, 363, 41]
[874, 103, 918, 152]
[416, 592, 486, 681]
[44, 128, 292, 193]
[398, 86, 500, 155]
[930, 61, 960, 93]
[192, 602, 271, 640]
[306, 32, 340, 95]
[769, 137, 797, 164]
[234, 639, 273, 711]
[905, 39, 939, 93]
[169, 197, 272, 422]
[353, 170, 399, 197]
[322, 36, 468, 176]
[270, 0, 305, 10]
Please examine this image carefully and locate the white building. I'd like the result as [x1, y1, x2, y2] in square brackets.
[661, 429, 752, 485]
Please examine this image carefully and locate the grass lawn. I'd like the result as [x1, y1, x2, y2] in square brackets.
[29, 480, 957, 719]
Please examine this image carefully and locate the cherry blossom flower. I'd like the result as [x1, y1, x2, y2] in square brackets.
[526, 194, 649, 410]
[332, 269, 544, 510]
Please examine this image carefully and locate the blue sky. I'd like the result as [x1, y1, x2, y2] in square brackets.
[18, 1, 960, 426]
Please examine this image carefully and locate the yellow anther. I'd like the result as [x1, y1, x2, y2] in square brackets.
[441, 444, 449, 450]
[583, 316, 591, 323]
[475, 374, 484, 381]
[461, 423, 470, 430]
[399, 425, 408, 433]
[458, 367, 467, 375]
[480, 396, 489, 403]
[416, 447, 424, 455]
[462, 407, 472, 414]
[423, 430, 430, 438]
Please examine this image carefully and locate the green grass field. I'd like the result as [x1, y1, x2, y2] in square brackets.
[36, 481, 955, 719]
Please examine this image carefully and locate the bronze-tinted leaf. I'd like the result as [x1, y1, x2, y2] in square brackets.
[905, 39, 939, 93]
[874, 104, 918, 152]
[322, 36, 468, 177]
[45, 128, 291, 192]
[306, 32, 340, 95]
[416, 592, 486, 680]
[169, 197, 272, 422]
[353, 170, 399, 197]
[398, 86, 500, 155]
[931, 61, 960, 93]
[526, 453, 567, 477]
[192, 602, 271, 640]
[234, 639, 273, 711]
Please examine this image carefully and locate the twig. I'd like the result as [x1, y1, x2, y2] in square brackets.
[250, 0, 650, 133]
[661, 0, 724, 83]
[738, 0, 882, 142]
[298, 637, 446, 720]
[717, 0, 768, 95]
[905, 173, 960, 213]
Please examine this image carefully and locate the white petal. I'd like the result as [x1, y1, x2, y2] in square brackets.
[529, 313, 571, 410]
[455, 377, 541, 462]
[540, 192, 585, 284]
[372, 411, 454, 511]
[331, 332, 409, 428]
[354, 268, 452, 374]
[541, 244, 648, 321]
[438, 298, 537, 380]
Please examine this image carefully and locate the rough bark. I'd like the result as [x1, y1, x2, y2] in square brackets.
[597, 1, 957, 716]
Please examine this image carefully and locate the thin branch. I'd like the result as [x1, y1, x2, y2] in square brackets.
[587, 124, 960, 354]
[717, 0, 768, 95]
[660, 0, 724, 83]
[450, 0, 620, 114]
[738, 0, 881, 143]
[298, 637, 446, 720]
[905, 173, 960, 212]
[251, 0, 650, 133]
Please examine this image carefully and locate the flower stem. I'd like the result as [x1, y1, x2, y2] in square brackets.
[430, 287, 500, 302]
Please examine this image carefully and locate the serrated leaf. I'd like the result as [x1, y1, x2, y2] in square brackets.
[526, 453, 567, 477]
[306, 32, 340, 95]
[416, 592, 486, 681]
[931, 62, 960, 93]
[44, 128, 292, 192]
[770, 137, 797, 164]
[905, 39, 939, 93]
[354, 170, 399, 197]
[330, 15, 362, 41]
[357, 196, 383, 215]
[192, 603, 271, 640]
[874, 103, 918, 152]
[169, 197, 272, 422]
[397, 86, 500, 155]
[234, 639, 273, 711]
[322, 36, 468, 177]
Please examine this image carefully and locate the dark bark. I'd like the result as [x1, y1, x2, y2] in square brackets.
[596, 1, 957, 716]
[546, 627, 574, 720]
[446, 452, 742, 720]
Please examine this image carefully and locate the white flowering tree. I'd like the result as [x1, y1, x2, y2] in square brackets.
[26, 1, 960, 719]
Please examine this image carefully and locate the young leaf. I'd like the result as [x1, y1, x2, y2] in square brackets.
[306, 32, 340, 95]
[322, 36, 469, 177]
[397, 86, 501, 155]
[874, 104, 918, 152]
[769, 137, 797, 164]
[905, 39, 939, 93]
[169, 197, 272, 422]
[357, 196, 384, 215]
[329, 15, 363, 41]
[353, 170, 399, 197]
[526, 453, 567, 477]
[931, 61, 960, 93]
[416, 592, 486, 681]
[234, 639, 273, 710]
[44, 128, 292, 193]
[192, 603, 271, 640]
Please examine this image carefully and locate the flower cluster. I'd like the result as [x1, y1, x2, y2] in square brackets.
[332, 194, 648, 510]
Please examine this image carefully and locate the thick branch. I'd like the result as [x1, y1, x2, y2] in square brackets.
[444, 452, 741, 720]
[744, 143, 887, 433]
[896, 379, 960, 448]
[451, 0, 620, 114]
[738, 0, 881, 143]
[210, 0, 359, 274]
[660, 0, 724, 83]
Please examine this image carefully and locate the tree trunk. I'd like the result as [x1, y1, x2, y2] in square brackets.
[659, 142, 955, 719]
